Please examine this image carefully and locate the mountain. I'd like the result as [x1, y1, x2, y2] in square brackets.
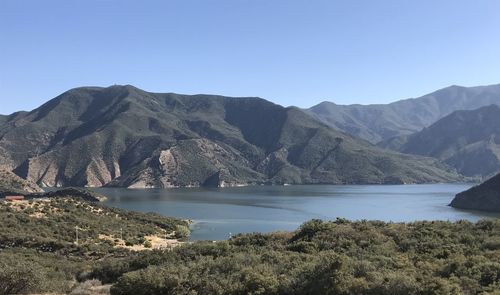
[307, 84, 500, 143]
[450, 173, 500, 212]
[0, 85, 462, 188]
[380, 105, 500, 177]
[0, 168, 43, 195]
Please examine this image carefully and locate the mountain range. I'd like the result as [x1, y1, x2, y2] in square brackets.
[380, 105, 500, 177]
[0, 85, 461, 188]
[307, 84, 500, 143]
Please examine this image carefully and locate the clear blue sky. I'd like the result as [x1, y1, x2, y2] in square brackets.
[1, 0, 500, 114]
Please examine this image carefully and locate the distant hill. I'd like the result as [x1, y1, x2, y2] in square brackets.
[450, 173, 500, 212]
[307, 84, 500, 143]
[0, 168, 43, 195]
[0, 85, 462, 188]
[380, 105, 500, 177]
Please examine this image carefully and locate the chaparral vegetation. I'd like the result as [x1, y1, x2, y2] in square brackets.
[0, 196, 498, 295]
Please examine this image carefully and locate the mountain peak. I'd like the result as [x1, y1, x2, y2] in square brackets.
[446, 84, 465, 89]
[308, 83, 500, 143]
[107, 84, 141, 91]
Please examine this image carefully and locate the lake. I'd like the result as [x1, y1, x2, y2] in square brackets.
[93, 184, 500, 241]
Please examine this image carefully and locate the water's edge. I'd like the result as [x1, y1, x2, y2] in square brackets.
[53, 184, 498, 241]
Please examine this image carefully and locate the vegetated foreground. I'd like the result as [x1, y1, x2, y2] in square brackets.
[0, 196, 190, 294]
[0, 196, 499, 295]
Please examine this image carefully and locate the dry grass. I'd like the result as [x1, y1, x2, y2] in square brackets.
[98, 234, 183, 251]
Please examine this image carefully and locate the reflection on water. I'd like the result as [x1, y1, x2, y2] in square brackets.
[91, 184, 500, 241]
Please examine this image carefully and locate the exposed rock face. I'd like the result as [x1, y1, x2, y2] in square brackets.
[0, 168, 43, 195]
[450, 173, 500, 212]
[0, 85, 463, 188]
[380, 105, 500, 177]
[308, 84, 500, 143]
[0, 146, 14, 170]
[110, 139, 260, 188]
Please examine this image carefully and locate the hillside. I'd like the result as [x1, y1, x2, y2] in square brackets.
[450, 173, 500, 212]
[380, 105, 500, 177]
[0, 85, 462, 188]
[0, 194, 189, 253]
[308, 84, 500, 143]
[0, 168, 43, 195]
[0, 194, 189, 293]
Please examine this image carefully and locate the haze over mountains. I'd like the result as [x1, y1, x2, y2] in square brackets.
[0, 85, 461, 188]
[307, 84, 500, 143]
[381, 105, 500, 177]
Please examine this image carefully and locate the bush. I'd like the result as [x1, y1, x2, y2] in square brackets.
[0, 259, 43, 295]
[109, 219, 500, 294]
[174, 225, 190, 239]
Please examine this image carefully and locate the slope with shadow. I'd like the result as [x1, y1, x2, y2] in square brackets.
[380, 105, 500, 177]
[0, 85, 462, 188]
[450, 173, 500, 212]
[308, 84, 500, 143]
[0, 168, 43, 196]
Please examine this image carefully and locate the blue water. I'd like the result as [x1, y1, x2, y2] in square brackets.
[93, 184, 500, 241]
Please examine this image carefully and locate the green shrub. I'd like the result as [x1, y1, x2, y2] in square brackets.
[174, 225, 190, 239]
